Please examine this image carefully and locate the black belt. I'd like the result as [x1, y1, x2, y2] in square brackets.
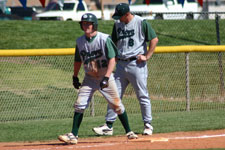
[117, 57, 137, 61]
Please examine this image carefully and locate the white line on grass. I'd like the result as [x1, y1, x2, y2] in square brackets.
[169, 134, 225, 140]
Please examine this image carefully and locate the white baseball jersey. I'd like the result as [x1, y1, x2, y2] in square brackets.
[113, 15, 146, 59]
[112, 15, 156, 60]
[74, 32, 125, 115]
[105, 15, 157, 124]
[75, 32, 115, 79]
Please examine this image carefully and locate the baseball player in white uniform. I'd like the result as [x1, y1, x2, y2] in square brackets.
[93, 3, 158, 136]
[58, 13, 138, 145]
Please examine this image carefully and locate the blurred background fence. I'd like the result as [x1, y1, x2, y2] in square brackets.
[0, 48, 224, 122]
[138, 12, 225, 20]
[0, 12, 225, 122]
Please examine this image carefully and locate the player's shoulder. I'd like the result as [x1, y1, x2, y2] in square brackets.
[97, 32, 110, 40]
[97, 31, 109, 37]
[76, 35, 85, 43]
[134, 15, 143, 20]
[133, 15, 145, 22]
[77, 34, 86, 40]
[114, 19, 123, 26]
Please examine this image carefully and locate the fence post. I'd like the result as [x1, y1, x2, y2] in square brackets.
[90, 97, 95, 117]
[185, 52, 190, 111]
[215, 13, 225, 96]
[100, 0, 104, 20]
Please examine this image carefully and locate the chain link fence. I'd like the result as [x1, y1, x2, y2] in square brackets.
[0, 12, 225, 122]
[138, 12, 225, 20]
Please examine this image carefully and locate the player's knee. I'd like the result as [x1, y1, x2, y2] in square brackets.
[114, 107, 122, 114]
[113, 105, 125, 114]
[109, 101, 125, 114]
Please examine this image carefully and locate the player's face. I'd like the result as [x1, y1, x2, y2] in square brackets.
[119, 15, 126, 22]
[82, 21, 94, 34]
[119, 14, 128, 23]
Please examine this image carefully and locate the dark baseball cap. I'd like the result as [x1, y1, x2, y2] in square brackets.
[112, 3, 130, 20]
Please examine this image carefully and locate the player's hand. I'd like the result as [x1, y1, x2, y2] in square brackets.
[137, 55, 147, 63]
[73, 76, 81, 89]
[100, 76, 109, 90]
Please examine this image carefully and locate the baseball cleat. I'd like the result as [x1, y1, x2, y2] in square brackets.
[143, 123, 153, 135]
[126, 131, 138, 139]
[92, 124, 113, 135]
[58, 133, 78, 144]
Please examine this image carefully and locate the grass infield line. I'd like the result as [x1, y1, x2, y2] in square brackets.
[132, 133, 225, 142]
[170, 134, 225, 140]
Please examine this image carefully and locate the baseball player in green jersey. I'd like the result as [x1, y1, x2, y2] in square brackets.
[58, 13, 138, 145]
[93, 3, 158, 136]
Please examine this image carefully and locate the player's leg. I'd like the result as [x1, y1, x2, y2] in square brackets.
[92, 63, 129, 135]
[97, 74, 137, 139]
[92, 106, 115, 136]
[127, 61, 153, 135]
[58, 77, 96, 144]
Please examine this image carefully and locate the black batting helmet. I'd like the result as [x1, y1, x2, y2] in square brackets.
[79, 13, 98, 30]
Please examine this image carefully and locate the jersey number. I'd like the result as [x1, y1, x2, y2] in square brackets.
[128, 38, 134, 47]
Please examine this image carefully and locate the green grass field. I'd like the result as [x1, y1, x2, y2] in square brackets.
[0, 20, 225, 143]
[0, 109, 225, 142]
[0, 19, 225, 49]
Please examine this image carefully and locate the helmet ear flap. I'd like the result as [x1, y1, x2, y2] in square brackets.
[93, 23, 98, 30]
[79, 21, 83, 30]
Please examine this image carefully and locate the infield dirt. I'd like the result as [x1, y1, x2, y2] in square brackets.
[1, 129, 225, 150]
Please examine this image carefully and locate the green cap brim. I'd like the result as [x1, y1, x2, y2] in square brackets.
[112, 15, 121, 20]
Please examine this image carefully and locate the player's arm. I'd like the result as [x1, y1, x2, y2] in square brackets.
[74, 62, 82, 77]
[138, 20, 158, 62]
[105, 58, 116, 78]
[72, 45, 82, 89]
[104, 37, 117, 78]
[99, 37, 117, 89]
[74, 45, 82, 77]
[145, 37, 159, 60]
[146, 37, 158, 60]
[144, 20, 158, 60]
[111, 24, 118, 45]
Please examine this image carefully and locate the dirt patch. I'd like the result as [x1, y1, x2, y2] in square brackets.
[1, 129, 225, 150]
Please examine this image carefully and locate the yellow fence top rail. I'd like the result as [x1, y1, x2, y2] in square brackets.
[0, 45, 225, 57]
[0, 48, 75, 57]
[156, 45, 225, 53]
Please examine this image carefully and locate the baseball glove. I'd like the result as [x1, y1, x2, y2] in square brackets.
[73, 76, 81, 89]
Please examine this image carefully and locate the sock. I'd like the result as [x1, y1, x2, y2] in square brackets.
[118, 111, 131, 133]
[106, 121, 113, 128]
[71, 112, 83, 136]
